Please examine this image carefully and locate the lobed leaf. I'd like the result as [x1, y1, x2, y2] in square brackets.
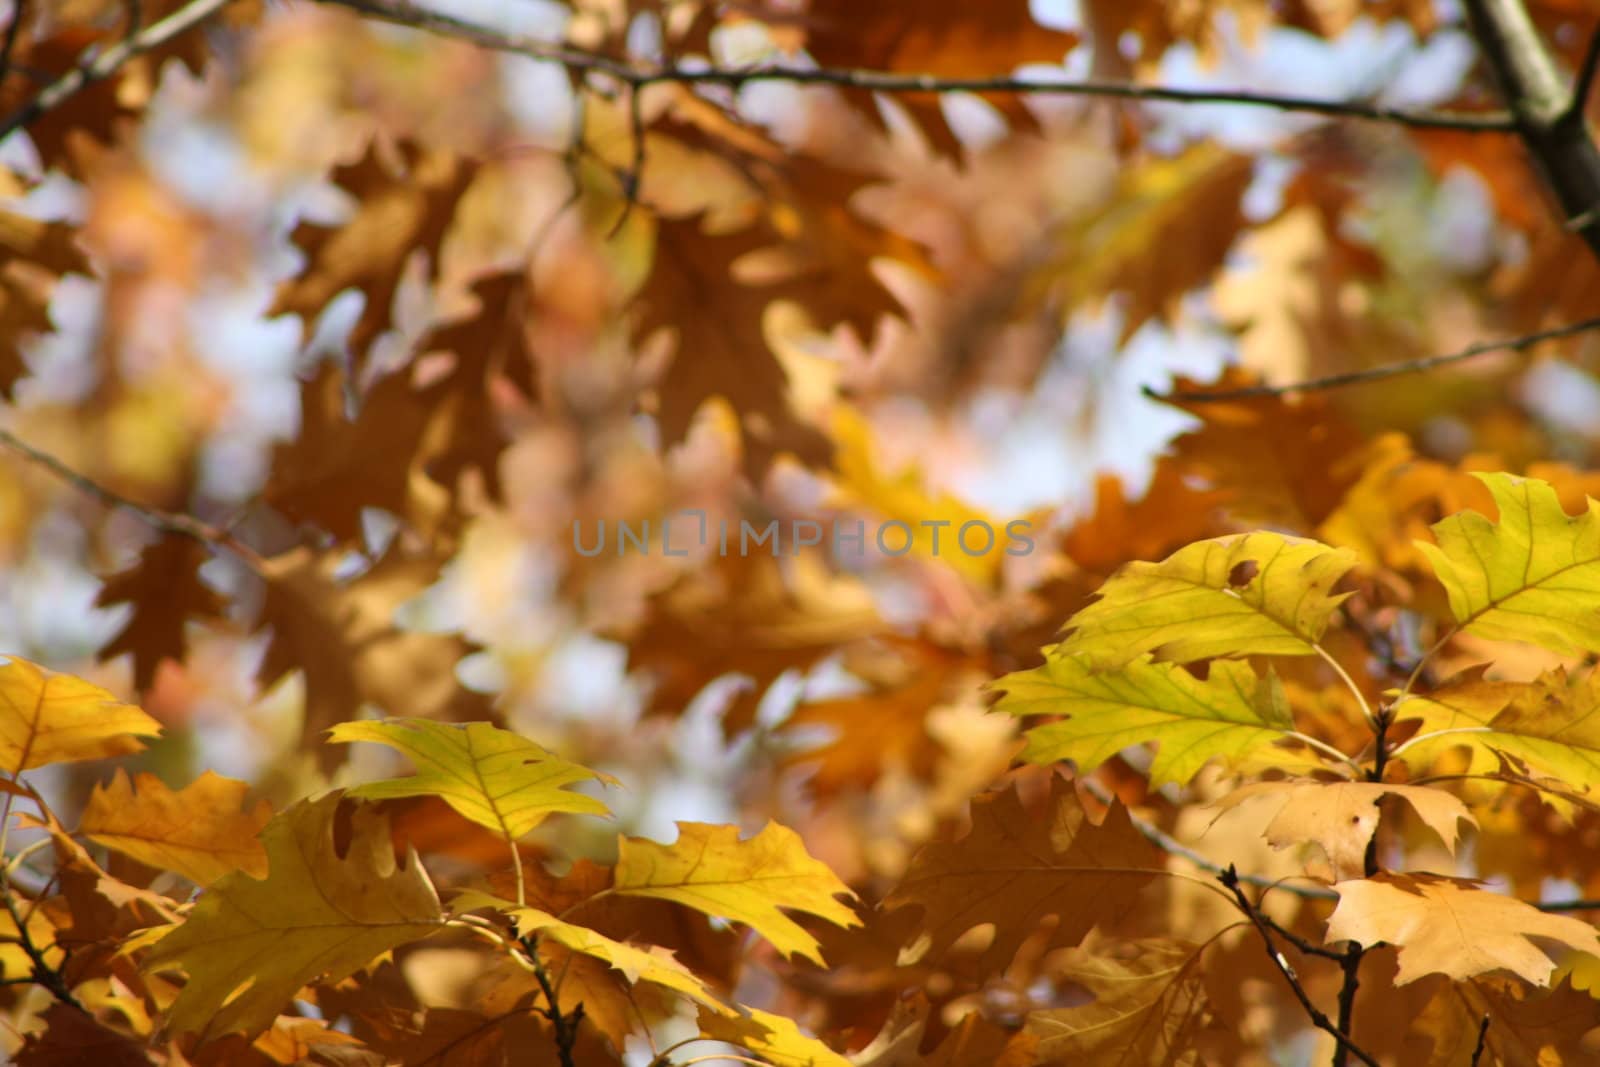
[143, 793, 443, 1038]
[993, 651, 1325, 786]
[0, 656, 161, 774]
[329, 718, 614, 842]
[80, 770, 270, 885]
[1057, 532, 1357, 669]
[1417, 472, 1600, 655]
[612, 821, 859, 966]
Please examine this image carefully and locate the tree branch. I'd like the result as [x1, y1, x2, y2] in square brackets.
[0, 427, 265, 570]
[1219, 865, 1380, 1067]
[0, 0, 232, 143]
[315, 0, 1513, 132]
[1151, 313, 1600, 402]
[1462, 0, 1600, 260]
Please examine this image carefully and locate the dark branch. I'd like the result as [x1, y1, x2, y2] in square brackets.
[1152, 313, 1600, 402]
[316, 0, 1514, 132]
[1567, 22, 1600, 124]
[1219, 866, 1381, 1067]
[1470, 1014, 1491, 1066]
[0, 0, 232, 143]
[1463, 0, 1600, 260]
[0, 1, 27, 86]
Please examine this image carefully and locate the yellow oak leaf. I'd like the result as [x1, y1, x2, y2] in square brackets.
[1057, 532, 1357, 670]
[1325, 873, 1600, 986]
[697, 1005, 852, 1067]
[142, 792, 443, 1039]
[884, 776, 1165, 976]
[1209, 780, 1476, 881]
[1025, 939, 1211, 1065]
[1417, 472, 1600, 655]
[993, 651, 1327, 786]
[0, 656, 161, 774]
[328, 719, 615, 840]
[452, 889, 728, 1012]
[612, 821, 859, 966]
[1392, 667, 1600, 792]
[80, 770, 270, 885]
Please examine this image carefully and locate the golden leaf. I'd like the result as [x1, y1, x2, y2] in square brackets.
[613, 821, 859, 966]
[0, 657, 161, 774]
[143, 793, 443, 1039]
[80, 770, 270, 885]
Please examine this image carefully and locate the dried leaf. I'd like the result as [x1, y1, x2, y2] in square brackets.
[1325, 873, 1600, 985]
[80, 770, 270, 885]
[94, 535, 226, 691]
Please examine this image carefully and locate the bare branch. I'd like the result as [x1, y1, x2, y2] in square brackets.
[1219, 865, 1381, 1067]
[1, 2, 27, 86]
[1567, 22, 1600, 124]
[1152, 313, 1600, 403]
[316, 0, 1513, 133]
[0, 427, 265, 570]
[1470, 1014, 1491, 1066]
[0, 0, 232, 144]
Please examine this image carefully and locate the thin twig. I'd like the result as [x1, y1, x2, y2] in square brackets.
[1470, 1014, 1491, 1066]
[520, 933, 584, 1067]
[0, 427, 266, 570]
[0, 0, 232, 143]
[1153, 314, 1600, 403]
[317, 0, 1514, 133]
[0, 884, 79, 1010]
[1219, 866, 1381, 1067]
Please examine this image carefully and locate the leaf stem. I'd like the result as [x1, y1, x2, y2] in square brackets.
[1316, 644, 1375, 727]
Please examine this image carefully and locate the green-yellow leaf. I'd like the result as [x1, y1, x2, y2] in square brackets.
[0, 656, 161, 773]
[1417, 472, 1600, 655]
[613, 821, 859, 966]
[328, 719, 614, 841]
[143, 792, 443, 1038]
[992, 651, 1326, 786]
[80, 770, 270, 885]
[1393, 668, 1600, 791]
[1057, 532, 1357, 669]
[452, 890, 728, 1012]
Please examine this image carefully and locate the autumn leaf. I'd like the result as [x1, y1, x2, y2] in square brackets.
[1026, 939, 1213, 1065]
[270, 137, 473, 374]
[0, 206, 89, 400]
[1392, 667, 1600, 792]
[0, 657, 161, 774]
[79, 770, 270, 885]
[1325, 873, 1600, 986]
[254, 545, 490, 769]
[453, 890, 727, 1012]
[884, 776, 1165, 975]
[1057, 532, 1358, 670]
[1210, 780, 1476, 881]
[329, 719, 614, 840]
[93, 535, 226, 692]
[853, 997, 1042, 1067]
[1417, 472, 1600, 656]
[697, 1005, 851, 1067]
[143, 793, 444, 1038]
[612, 821, 859, 966]
[993, 652, 1326, 787]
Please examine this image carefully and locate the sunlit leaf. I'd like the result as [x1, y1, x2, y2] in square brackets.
[0, 657, 161, 774]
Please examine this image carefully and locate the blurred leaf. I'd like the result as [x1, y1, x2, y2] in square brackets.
[0, 656, 161, 774]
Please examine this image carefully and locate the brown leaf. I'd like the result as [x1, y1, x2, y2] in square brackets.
[267, 271, 533, 543]
[13, 1003, 153, 1067]
[255, 546, 490, 769]
[0, 206, 90, 399]
[270, 138, 473, 374]
[883, 775, 1165, 975]
[1061, 460, 1230, 574]
[797, 0, 1078, 156]
[94, 535, 227, 691]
